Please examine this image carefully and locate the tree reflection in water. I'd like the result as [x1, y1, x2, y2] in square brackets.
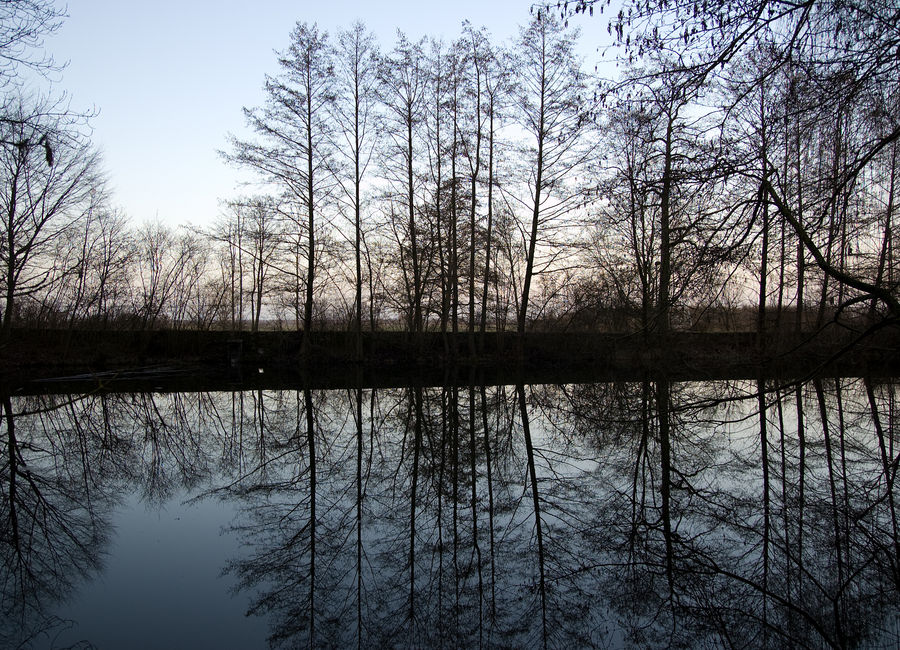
[0, 390, 250, 647]
[0, 393, 113, 647]
[1, 377, 898, 648]
[210, 377, 899, 648]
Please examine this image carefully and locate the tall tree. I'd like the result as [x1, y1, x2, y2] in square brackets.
[461, 23, 492, 353]
[378, 33, 427, 333]
[225, 22, 334, 338]
[513, 14, 592, 338]
[331, 22, 379, 358]
[424, 38, 450, 341]
[477, 37, 510, 341]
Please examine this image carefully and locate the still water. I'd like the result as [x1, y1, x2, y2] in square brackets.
[1, 377, 898, 648]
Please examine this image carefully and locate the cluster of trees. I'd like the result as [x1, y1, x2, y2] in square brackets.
[213, 17, 598, 345]
[1, 0, 897, 341]
[587, 0, 900, 337]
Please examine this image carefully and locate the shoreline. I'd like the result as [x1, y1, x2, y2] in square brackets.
[1, 326, 898, 391]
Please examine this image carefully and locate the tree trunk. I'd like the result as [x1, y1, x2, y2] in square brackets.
[657, 112, 675, 338]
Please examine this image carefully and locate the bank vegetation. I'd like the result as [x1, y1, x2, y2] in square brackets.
[0, 1, 897, 366]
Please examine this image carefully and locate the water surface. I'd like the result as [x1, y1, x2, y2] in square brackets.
[2, 377, 898, 648]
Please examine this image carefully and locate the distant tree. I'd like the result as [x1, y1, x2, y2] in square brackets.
[208, 203, 247, 330]
[165, 230, 214, 330]
[273, 200, 310, 329]
[133, 221, 177, 329]
[210, 197, 284, 331]
[239, 197, 283, 331]
[44, 203, 134, 327]
[80, 208, 134, 325]
[131, 222, 213, 329]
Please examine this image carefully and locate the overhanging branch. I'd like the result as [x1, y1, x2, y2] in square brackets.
[762, 177, 900, 318]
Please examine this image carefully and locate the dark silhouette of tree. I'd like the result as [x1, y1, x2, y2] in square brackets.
[512, 14, 593, 339]
[331, 22, 379, 358]
[379, 33, 428, 334]
[40, 205, 134, 327]
[131, 221, 212, 329]
[474, 34, 510, 344]
[617, 0, 900, 321]
[0, 96, 102, 336]
[423, 38, 451, 343]
[0, 0, 64, 88]
[225, 22, 334, 339]
[221, 197, 283, 332]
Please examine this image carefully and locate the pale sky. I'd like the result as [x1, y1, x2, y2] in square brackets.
[38, 1, 607, 229]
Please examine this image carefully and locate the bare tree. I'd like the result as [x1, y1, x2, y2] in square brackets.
[331, 22, 379, 356]
[476, 37, 511, 341]
[0, 0, 65, 88]
[209, 204, 247, 330]
[512, 14, 593, 338]
[225, 22, 334, 338]
[609, 0, 900, 321]
[592, 102, 659, 333]
[378, 33, 428, 333]
[131, 222, 214, 329]
[0, 95, 102, 335]
[239, 197, 282, 331]
[43, 202, 134, 327]
[461, 23, 492, 352]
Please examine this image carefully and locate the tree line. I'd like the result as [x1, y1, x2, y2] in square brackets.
[1, 0, 897, 345]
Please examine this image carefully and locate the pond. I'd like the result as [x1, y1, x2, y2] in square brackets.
[2, 376, 898, 648]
